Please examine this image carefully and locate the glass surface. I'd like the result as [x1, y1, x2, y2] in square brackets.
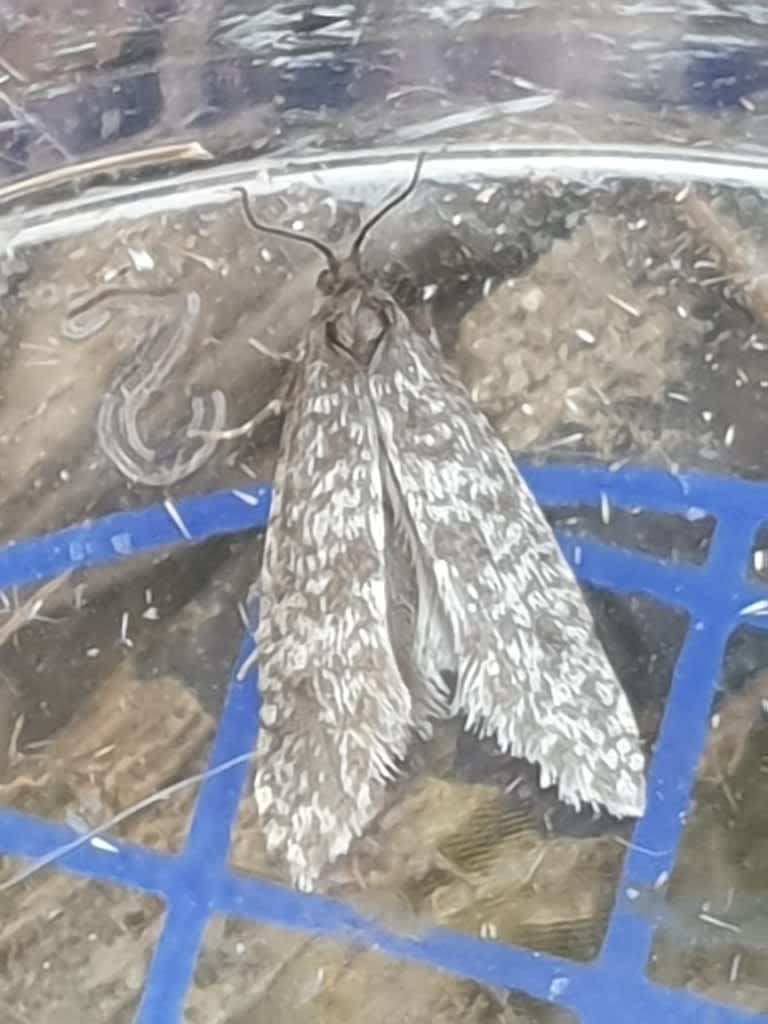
[2, 3, 768, 1023]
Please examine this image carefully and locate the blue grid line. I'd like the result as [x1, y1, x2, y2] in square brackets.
[1, 463, 768, 1024]
[523, 462, 768, 520]
[0, 487, 716, 611]
[0, 484, 271, 588]
[136, 636, 260, 1022]
[0, 805, 178, 893]
[599, 516, 764, 974]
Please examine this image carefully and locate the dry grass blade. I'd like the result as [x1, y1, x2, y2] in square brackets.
[0, 572, 71, 649]
[0, 141, 213, 208]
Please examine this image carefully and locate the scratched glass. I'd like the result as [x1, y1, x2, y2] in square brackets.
[2, 4, 768, 1024]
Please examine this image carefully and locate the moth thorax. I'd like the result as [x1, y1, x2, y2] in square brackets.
[341, 294, 390, 366]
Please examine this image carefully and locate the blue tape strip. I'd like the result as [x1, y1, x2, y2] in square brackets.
[1, 463, 766, 1024]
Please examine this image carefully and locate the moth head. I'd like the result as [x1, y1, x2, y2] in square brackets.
[233, 152, 425, 293]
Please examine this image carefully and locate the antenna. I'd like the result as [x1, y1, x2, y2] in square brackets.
[233, 186, 339, 274]
[233, 153, 426, 275]
[351, 153, 425, 262]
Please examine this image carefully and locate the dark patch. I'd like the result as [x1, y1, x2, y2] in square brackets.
[545, 503, 715, 566]
[4, 529, 260, 741]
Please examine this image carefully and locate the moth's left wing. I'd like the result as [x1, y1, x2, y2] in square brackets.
[369, 307, 646, 819]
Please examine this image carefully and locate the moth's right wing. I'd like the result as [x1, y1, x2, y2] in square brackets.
[253, 328, 414, 891]
[370, 306, 646, 822]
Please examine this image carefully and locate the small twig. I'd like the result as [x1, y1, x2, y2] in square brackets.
[0, 750, 256, 891]
[0, 572, 71, 649]
[0, 140, 213, 207]
[0, 87, 70, 161]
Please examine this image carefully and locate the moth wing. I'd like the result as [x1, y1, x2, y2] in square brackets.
[370, 310, 645, 819]
[254, 337, 414, 891]
[383, 482, 452, 735]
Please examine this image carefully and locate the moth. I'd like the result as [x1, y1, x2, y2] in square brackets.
[236, 157, 646, 892]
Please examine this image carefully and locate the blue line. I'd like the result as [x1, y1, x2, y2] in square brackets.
[136, 639, 260, 1023]
[600, 615, 733, 968]
[600, 519, 754, 971]
[0, 806, 178, 895]
[565, 966, 768, 1024]
[0, 485, 271, 588]
[556, 532, 706, 610]
[3, 465, 767, 597]
[182, 643, 260, 867]
[214, 870, 574, 994]
[0, 491, 726, 616]
[134, 892, 210, 1023]
[522, 462, 768, 521]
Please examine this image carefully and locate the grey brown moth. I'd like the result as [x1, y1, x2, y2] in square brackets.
[238, 157, 646, 892]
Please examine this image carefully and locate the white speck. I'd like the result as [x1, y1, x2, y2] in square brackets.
[607, 293, 641, 318]
[422, 283, 438, 301]
[164, 498, 192, 540]
[724, 424, 735, 447]
[111, 533, 133, 555]
[739, 96, 756, 112]
[476, 185, 498, 203]
[548, 976, 570, 999]
[232, 489, 261, 506]
[90, 836, 118, 853]
[86, 647, 100, 657]
[754, 550, 768, 573]
[684, 506, 708, 521]
[676, 305, 688, 319]
[625, 887, 639, 901]
[59, 469, 70, 482]
[740, 598, 768, 616]
[119, 611, 133, 648]
[291, 220, 304, 232]
[451, 213, 462, 227]
[128, 247, 155, 272]
[730, 952, 742, 983]
[667, 391, 690, 404]
[68, 541, 86, 562]
[600, 491, 611, 525]
[235, 941, 245, 955]
[573, 544, 583, 566]
[521, 286, 543, 313]
[260, 248, 273, 263]
[701, 409, 713, 424]
[674, 183, 691, 202]
[575, 328, 595, 345]
[143, 606, 159, 621]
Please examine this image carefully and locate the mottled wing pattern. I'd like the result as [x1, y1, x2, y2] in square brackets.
[254, 324, 414, 891]
[369, 308, 646, 819]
